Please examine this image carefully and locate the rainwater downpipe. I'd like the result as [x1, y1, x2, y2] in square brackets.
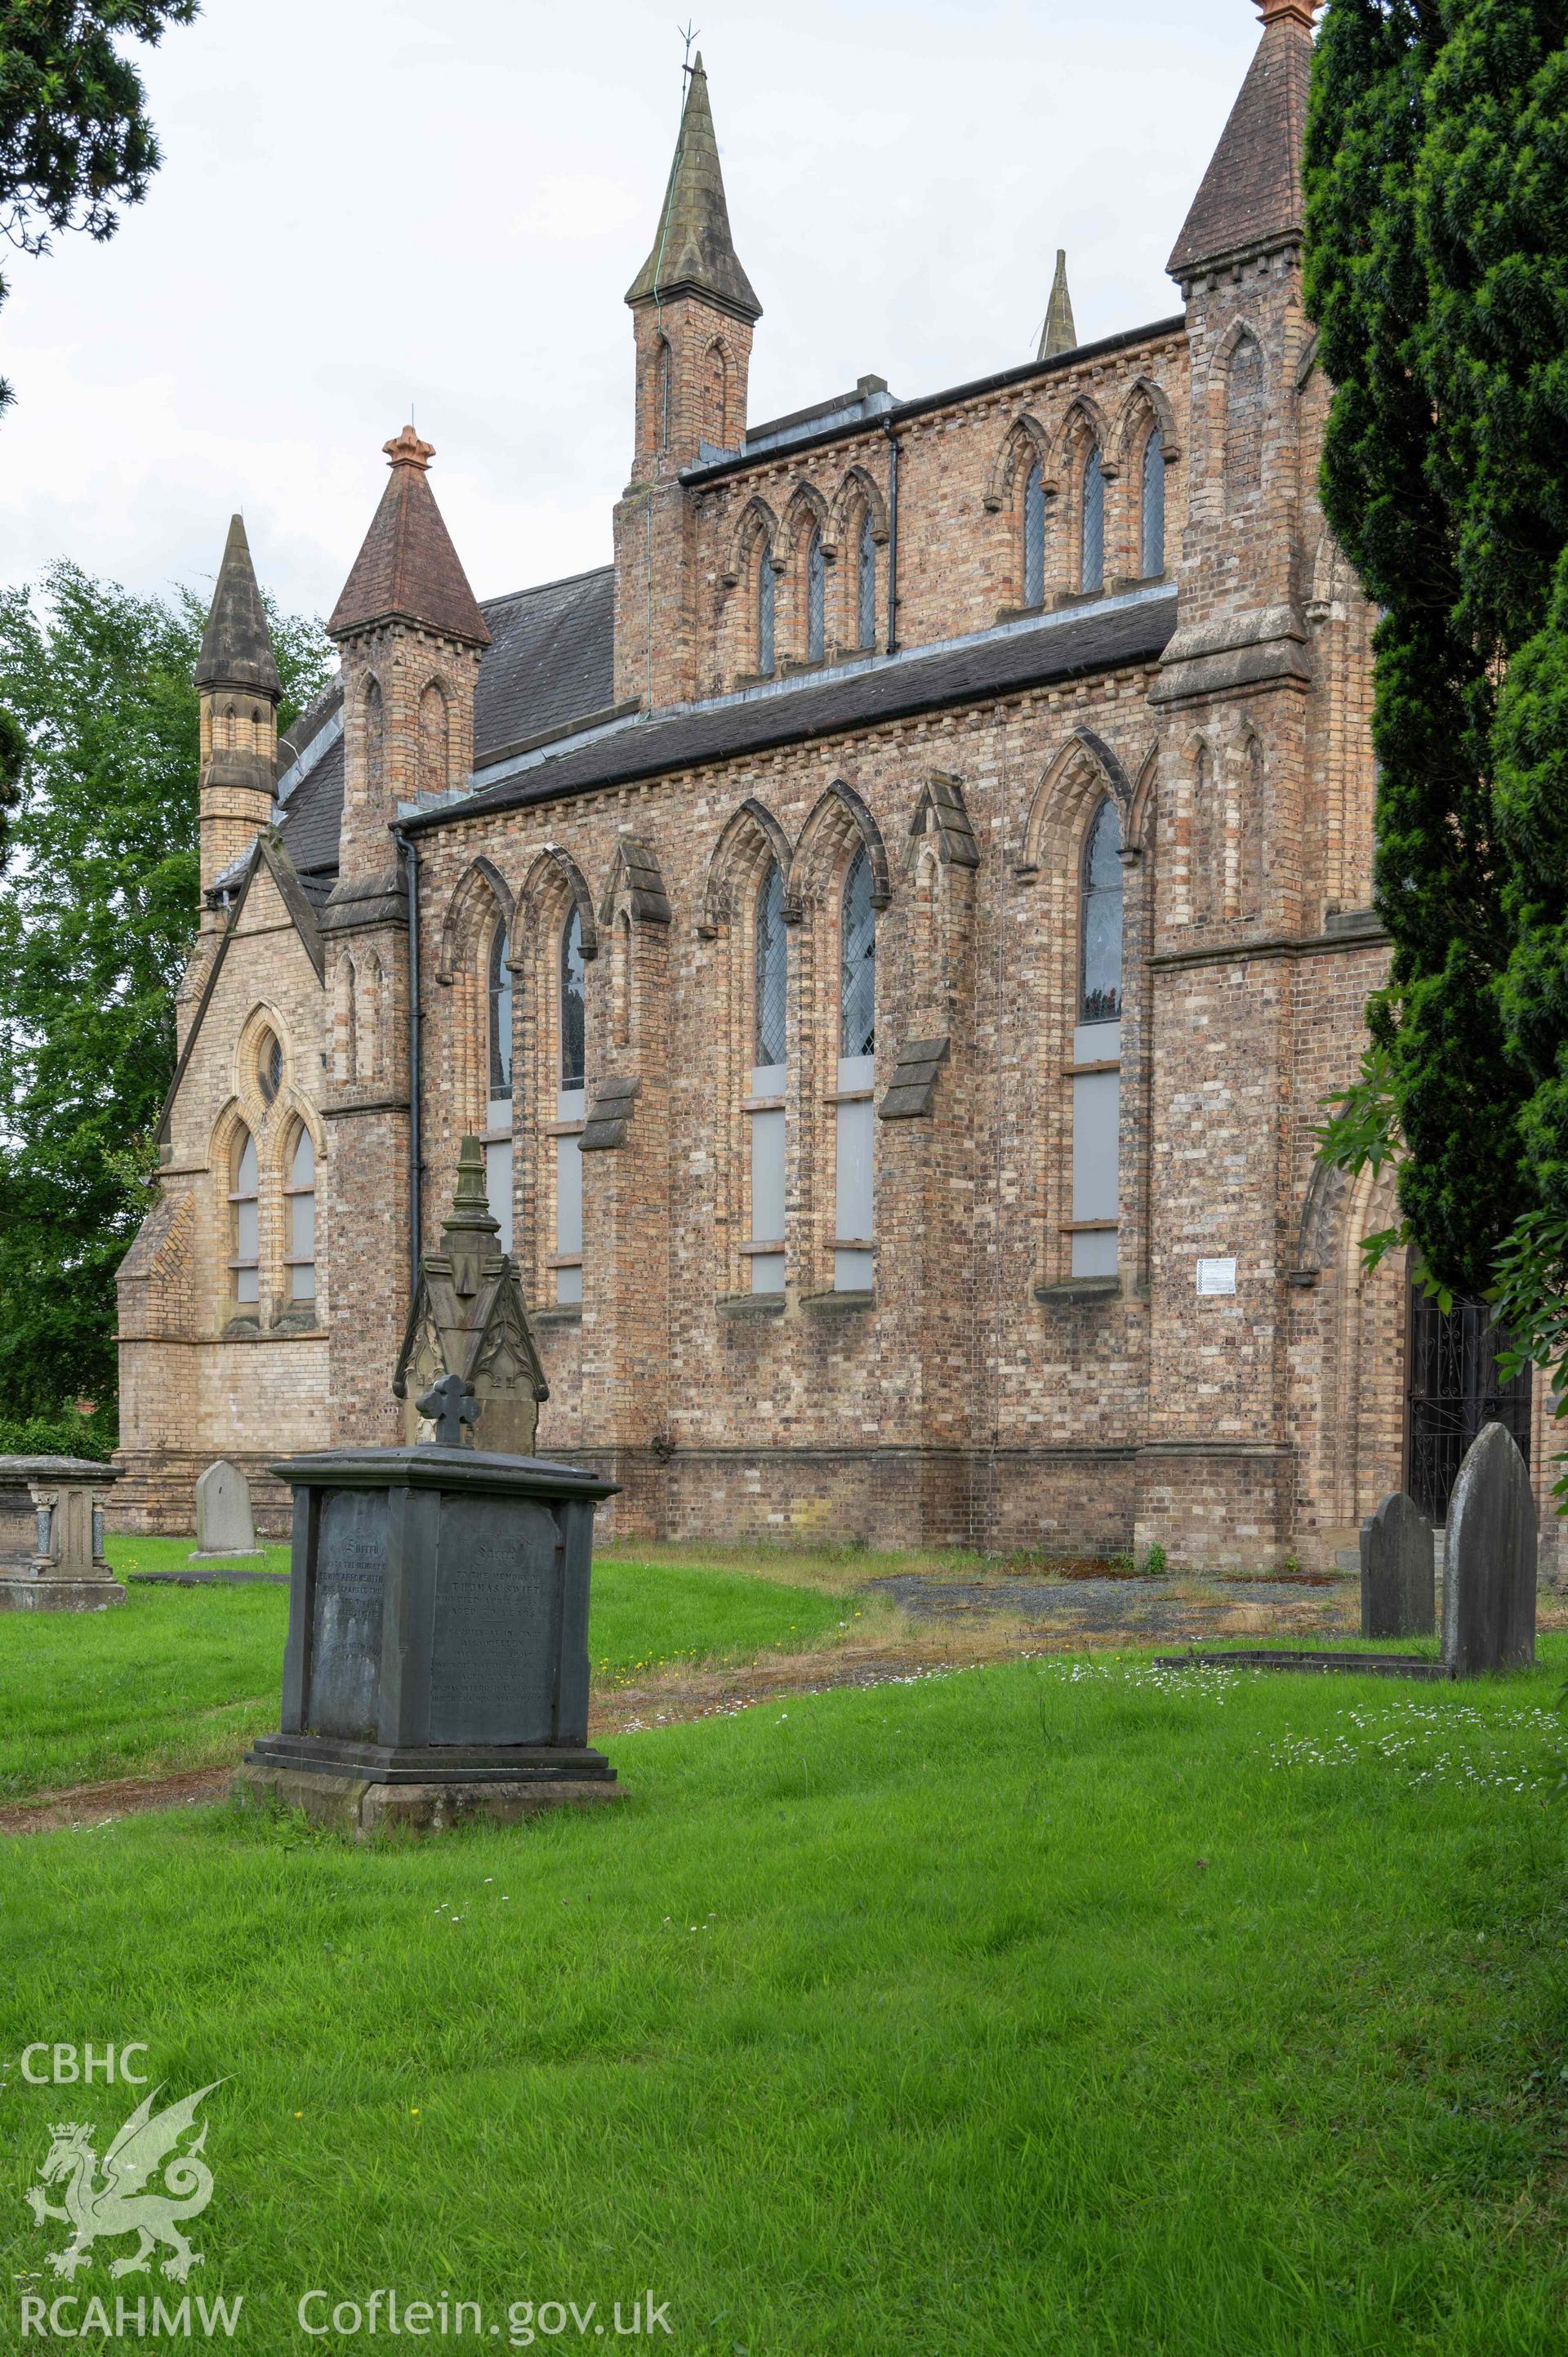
[883, 417, 901, 657]
[395, 825, 422, 1291]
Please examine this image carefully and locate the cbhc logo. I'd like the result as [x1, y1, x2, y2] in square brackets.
[19, 2044, 149, 2085]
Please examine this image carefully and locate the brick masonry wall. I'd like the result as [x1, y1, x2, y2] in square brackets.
[118, 123, 1567, 1571]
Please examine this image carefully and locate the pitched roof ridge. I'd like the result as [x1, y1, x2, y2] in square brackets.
[479, 563, 615, 617]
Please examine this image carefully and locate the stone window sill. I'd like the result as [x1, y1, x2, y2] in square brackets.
[221, 1319, 327, 1342]
[1034, 1276, 1121, 1306]
[717, 1293, 786, 1320]
[802, 1290, 875, 1315]
[532, 1305, 583, 1330]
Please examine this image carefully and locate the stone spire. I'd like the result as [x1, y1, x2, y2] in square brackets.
[194, 515, 280, 697]
[327, 427, 491, 648]
[625, 55, 761, 323]
[1037, 250, 1077, 361]
[1167, 0, 1321, 283]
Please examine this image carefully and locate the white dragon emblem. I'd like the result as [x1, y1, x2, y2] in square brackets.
[24, 2082, 224, 2282]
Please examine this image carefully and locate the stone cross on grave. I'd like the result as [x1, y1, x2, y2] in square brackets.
[416, 1372, 481, 1448]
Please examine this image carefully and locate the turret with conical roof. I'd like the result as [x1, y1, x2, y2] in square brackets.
[1037, 251, 1077, 362]
[194, 515, 281, 930]
[624, 56, 760, 485]
[327, 426, 491, 899]
[1168, 0, 1319, 286]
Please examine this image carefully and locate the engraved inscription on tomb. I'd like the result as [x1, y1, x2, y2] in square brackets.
[308, 1489, 387, 1740]
[428, 1498, 558, 1744]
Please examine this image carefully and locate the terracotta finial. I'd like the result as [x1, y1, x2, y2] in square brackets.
[383, 424, 435, 471]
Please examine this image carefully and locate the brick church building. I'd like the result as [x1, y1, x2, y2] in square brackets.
[114, 0, 1545, 1565]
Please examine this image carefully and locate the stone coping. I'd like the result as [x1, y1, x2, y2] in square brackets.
[267, 1445, 617, 1504]
[0, 1455, 120, 1482]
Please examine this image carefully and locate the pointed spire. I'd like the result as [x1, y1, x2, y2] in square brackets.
[1038, 251, 1077, 362]
[443, 1137, 502, 1299]
[626, 55, 761, 323]
[327, 428, 491, 648]
[1168, 0, 1320, 281]
[194, 515, 280, 697]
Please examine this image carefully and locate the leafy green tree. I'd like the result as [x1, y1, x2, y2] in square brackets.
[0, 560, 332, 1420]
[0, 0, 200, 417]
[0, 706, 21, 871]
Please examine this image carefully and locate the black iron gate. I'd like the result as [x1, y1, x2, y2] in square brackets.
[1405, 1290, 1532, 1526]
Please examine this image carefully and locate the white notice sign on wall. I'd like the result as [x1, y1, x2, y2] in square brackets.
[1196, 1257, 1237, 1298]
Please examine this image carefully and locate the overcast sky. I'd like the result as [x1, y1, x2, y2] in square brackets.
[0, 0, 1262, 626]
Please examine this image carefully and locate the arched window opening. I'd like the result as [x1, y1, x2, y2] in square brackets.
[750, 861, 789, 1295]
[363, 677, 384, 805]
[1071, 797, 1124, 1280]
[1226, 335, 1264, 505]
[484, 923, 514, 1249]
[1192, 746, 1222, 924]
[1080, 448, 1106, 595]
[1140, 426, 1165, 577]
[257, 1030, 282, 1105]
[656, 336, 672, 458]
[757, 546, 777, 675]
[857, 510, 877, 649]
[284, 1125, 316, 1304]
[1023, 459, 1046, 608]
[1080, 799, 1125, 1023]
[612, 910, 632, 1049]
[806, 526, 826, 665]
[229, 1129, 260, 1307]
[704, 341, 730, 450]
[835, 844, 876, 1293]
[418, 681, 449, 801]
[560, 907, 586, 1089]
[555, 907, 587, 1304]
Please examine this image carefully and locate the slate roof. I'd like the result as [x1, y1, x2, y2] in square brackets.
[327, 429, 492, 647]
[274, 566, 617, 886]
[408, 591, 1179, 835]
[1168, 7, 1316, 278]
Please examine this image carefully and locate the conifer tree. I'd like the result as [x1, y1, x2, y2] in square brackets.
[1304, 0, 1568, 1312]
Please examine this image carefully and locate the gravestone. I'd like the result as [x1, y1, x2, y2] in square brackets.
[236, 1375, 621, 1836]
[1442, 1420, 1537, 1677]
[1361, 1491, 1435, 1639]
[190, 1460, 261, 1561]
[0, 1456, 124, 1611]
[392, 1139, 548, 1455]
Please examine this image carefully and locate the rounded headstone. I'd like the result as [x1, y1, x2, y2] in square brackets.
[1442, 1421, 1537, 1676]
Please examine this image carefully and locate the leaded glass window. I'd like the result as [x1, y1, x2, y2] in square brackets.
[560, 907, 586, 1088]
[757, 548, 776, 675]
[285, 1125, 316, 1302]
[258, 1031, 282, 1103]
[755, 862, 787, 1067]
[857, 510, 876, 648]
[488, 924, 513, 1099]
[1141, 426, 1165, 577]
[807, 527, 826, 664]
[1080, 448, 1105, 595]
[840, 845, 876, 1058]
[1023, 460, 1045, 607]
[1080, 798, 1124, 1023]
[230, 1129, 259, 1305]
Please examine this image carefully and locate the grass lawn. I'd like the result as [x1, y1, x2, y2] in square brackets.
[0, 1544, 864, 1803]
[5, 1651, 1568, 2350]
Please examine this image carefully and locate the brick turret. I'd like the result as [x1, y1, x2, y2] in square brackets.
[194, 515, 280, 931]
[615, 57, 761, 712]
[320, 427, 491, 1446]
